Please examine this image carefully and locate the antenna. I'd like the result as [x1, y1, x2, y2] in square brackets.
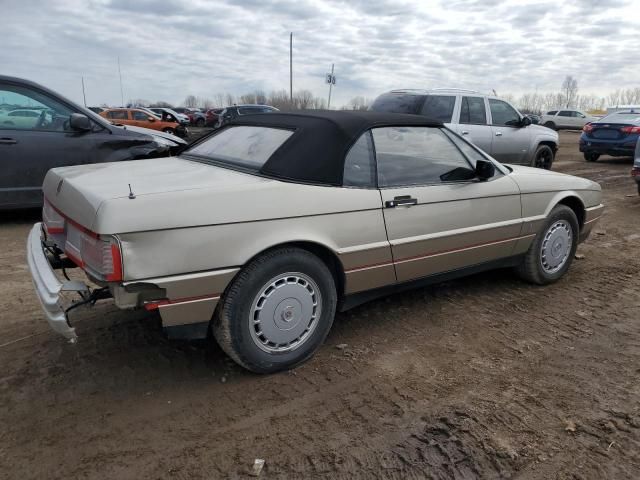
[118, 57, 124, 107]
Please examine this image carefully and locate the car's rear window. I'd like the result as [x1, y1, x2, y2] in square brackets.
[370, 93, 424, 114]
[185, 126, 294, 169]
[598, 112, 640, 123]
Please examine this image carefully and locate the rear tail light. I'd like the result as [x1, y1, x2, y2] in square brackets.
[582, 123, 593, 133]
[42, 199, 65, 234]
[621, 126, 640, 134]
[80, 233, 123, 282]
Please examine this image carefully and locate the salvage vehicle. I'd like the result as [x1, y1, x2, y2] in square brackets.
[99, 108, 187, 137]
[0, 75, 186, 209]
[541, 109, 600, 130]
[27, 111, 603, 373]
[216, 104, 279, 129]
[579, 110, 640, 162]
[371, 89, 559, 169]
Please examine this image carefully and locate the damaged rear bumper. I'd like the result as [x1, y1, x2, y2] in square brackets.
[26, 222, 91, 342]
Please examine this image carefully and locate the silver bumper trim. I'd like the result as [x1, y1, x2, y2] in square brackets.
[26, 223, 89, 341]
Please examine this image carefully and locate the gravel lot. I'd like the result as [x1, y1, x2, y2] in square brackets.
[1, 131, 639, 479]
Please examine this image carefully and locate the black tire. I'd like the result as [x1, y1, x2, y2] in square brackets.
[543, 121, 556, 130]
[584, 152, 599, 162]
[162, 127, 175, 135]
[533, 144, 554, 169]
[196, 118, 205, 127]
[516, 205, 579, 285]
[212, 247, 337, 373]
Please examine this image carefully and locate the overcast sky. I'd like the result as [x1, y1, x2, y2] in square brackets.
[2, 0, 639, 108]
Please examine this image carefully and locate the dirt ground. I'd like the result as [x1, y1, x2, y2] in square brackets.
[1, 132, 639, 480]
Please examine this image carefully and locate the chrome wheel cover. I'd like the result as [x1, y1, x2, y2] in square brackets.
[249, 272, 321, 354]
[540, 220, 572, 274]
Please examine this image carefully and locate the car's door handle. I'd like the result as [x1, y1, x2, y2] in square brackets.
[385, 196, 418, 208]
[461, 130, 469, 135]
[0, 137, 17, 145]
[495, 131, 503, 137]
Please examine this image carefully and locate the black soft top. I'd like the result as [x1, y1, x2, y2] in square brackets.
[226, 110, 443, 186]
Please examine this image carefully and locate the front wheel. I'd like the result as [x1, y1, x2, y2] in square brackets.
[533, 144, 554, 169]
[584, 152, 599, 162]
[516, 205, 579, 285]
[212, 247, 337, 373]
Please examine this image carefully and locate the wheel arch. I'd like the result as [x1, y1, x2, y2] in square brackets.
[228, 240, 347, 300]
[554, 194, 585, 228]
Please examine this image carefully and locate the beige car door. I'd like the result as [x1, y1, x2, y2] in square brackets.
[374, 126, 524, 283]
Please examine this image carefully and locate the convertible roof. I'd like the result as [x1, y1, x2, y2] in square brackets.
[226, 110, 443, 186]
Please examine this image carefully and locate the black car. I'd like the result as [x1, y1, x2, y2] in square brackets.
[0, 75, 187, 209]
[216, 104, 279, 128]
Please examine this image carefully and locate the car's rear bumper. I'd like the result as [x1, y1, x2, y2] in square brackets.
[579, 136, 637, 156]
[26, 223, 90, 341]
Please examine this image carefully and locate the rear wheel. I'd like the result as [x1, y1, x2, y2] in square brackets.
[212, 247, 337, 373]
[196, 118, 205, 127]
[584, 152, 599, 162]
[516, 205, 579, 285]
[543, 121, 556, 130]
[162, 127, 175, 135]
[533, 144, 554, 169]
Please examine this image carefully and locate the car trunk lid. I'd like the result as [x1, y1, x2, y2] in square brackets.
[42, 156, 271, 232]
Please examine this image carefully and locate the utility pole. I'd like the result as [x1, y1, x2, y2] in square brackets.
[117, 57, 124, 106]
[289, 32, 293, 103]
[81, 76, 87, 107]
[327, 64, 335, 109]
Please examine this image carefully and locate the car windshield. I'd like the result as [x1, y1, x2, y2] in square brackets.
[598, 112, 640, 124]
[184, 126, 294, 169]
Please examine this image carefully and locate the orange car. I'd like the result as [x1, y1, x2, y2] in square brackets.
[100, 108, 186, 137]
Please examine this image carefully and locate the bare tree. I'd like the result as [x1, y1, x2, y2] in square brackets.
[561, 76, 579, 108]
[346, 96, 370, 111]
[183, 95, 198, 108]
[150, 100, 174, 108]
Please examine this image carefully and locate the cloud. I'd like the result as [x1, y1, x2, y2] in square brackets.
[1, 0, 639, 107]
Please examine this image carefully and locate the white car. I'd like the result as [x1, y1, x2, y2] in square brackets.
[541, 109, 600, 130]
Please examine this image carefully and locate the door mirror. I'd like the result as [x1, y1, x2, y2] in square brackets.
[520, 116, 532, 127]
[475, 159, 495, 181]
[148, 116, 156, 122]
[69, 113, 91, 132]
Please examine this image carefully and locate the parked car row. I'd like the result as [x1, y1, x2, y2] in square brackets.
[99, 108, 188, 137]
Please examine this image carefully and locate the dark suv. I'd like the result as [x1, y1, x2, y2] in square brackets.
[0, 75, 186, 209]
[216, 105, 279, 128]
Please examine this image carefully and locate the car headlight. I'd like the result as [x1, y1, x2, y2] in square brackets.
[152, 135, 179, 148]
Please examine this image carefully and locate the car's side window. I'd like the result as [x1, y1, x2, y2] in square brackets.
[489, 99, 520, 126]
[557, 110, 572, 117]
[108, 110, 128, 120]
[572, 111, 585, 118]
[343, 131, 375, 188]
[133, 110, 150, 121]
[547, 110, 557, 115]
[443, 130, 503, 177]
[0, 83, 73, 131]
[420, 95, 456, 123]
[373, 126, 473, 187]
[459, 96, 487, 125]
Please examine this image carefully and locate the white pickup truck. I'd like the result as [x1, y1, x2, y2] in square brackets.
[541, 109, 599, 130]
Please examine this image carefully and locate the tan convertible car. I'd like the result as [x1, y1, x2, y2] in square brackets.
[27, 111, 603, 373]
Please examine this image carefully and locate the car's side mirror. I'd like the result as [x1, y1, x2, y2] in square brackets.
[148, 116, 156, 122]
[475, 159, 495, 181]
[69, 113, 91, 132]
[521, 116, 532, 127]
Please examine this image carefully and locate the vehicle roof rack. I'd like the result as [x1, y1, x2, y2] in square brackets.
[389, 88, 483, 95]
